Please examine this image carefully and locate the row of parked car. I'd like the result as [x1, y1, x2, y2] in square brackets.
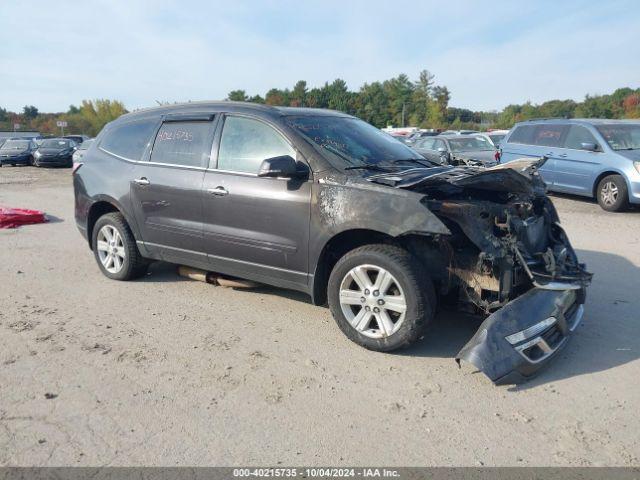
[0, 135, 94, 168]
[394, 120, 640, 212]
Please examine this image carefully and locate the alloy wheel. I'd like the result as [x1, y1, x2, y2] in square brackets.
[339, 264, 407, 339]
[601, 181, 618, 206]
[96, 225, 125, 274]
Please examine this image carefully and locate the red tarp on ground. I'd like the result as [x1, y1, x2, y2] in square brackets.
[0, 207, 47, 229]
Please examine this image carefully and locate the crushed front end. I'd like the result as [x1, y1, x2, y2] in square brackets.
[368, 158, 593, 384]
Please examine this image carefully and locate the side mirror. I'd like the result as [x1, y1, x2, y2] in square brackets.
[581, 142, 598, 152]
[258, 155, 300, 178]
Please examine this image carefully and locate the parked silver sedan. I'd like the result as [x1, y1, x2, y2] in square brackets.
[412, 134, 499, 166]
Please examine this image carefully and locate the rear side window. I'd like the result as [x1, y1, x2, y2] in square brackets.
[564, 125, 599, 150]
[100, 119, 158, 161]
[531, 125, 567, 147]
[150, 121, 213, 168]
[217, 116, 295, 174]
[507, 125, 536, 145]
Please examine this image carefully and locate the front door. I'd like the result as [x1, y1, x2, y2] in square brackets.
[202, 115, 312, 290]
[130, 116, 216, 266]
[553, 125, 603, 196]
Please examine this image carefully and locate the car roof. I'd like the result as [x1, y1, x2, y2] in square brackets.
[514, 118, 640, 126]
[116, 101, 352, 124]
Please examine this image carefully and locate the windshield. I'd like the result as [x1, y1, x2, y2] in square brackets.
[447, 136, 494, 152]
[1, 140, 29, 150]
[285, 115, 424, 168]
[41, 139, 72, 149]
[595, 124, 640, 150]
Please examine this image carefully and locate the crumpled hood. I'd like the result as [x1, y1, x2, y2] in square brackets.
[365, 157, 548, 196]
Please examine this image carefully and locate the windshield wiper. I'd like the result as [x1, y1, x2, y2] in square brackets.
[344, 163, 397, 172]
[389, 158, 437, 167]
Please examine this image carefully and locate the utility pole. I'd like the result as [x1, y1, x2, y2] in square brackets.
[401, 103, 406, 127]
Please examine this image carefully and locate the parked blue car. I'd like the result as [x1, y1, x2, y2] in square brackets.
[500, 119, 640, 211]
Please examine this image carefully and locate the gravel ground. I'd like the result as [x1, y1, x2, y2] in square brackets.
[1, 166, 639, 466]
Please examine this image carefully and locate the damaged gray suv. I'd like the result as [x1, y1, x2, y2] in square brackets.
[73, 102, 592, 384]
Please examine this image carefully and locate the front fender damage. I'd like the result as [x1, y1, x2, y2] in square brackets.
[455, 287, 586, 384]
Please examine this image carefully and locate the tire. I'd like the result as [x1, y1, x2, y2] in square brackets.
[91, 212, 148, 280]
[327, 244, 435, 352]
[597, 174, 629, 212]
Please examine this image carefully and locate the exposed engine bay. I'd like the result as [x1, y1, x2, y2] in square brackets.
[367, 158, 593, 383]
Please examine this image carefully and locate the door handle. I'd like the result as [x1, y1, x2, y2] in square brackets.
[134, 177, 150, 186]
[558, 153, 568, 158]
[207, 186, 229, 196]
[545, 152, 554, 156]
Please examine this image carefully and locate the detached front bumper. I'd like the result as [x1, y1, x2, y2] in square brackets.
[456, 287, 586, 384]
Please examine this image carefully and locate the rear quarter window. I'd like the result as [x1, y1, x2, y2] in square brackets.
[100, 118, 158, 161]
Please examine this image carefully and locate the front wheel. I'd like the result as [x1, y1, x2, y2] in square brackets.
[597, 174, 629, 212]
[91, 212, 148, 280]
[327, 244, 435, 352]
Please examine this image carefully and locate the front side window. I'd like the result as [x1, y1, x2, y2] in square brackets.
[564, 125, 599, 150]
[150, 121, 213, 168]
[218, 116, 295, 174]
[595, 124, 640, 151]
[532, 125, 567, 147]
[488, 134, 505, 145]
[100, 119, 158, 161]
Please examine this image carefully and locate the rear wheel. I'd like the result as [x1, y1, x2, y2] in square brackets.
[597, 174, 629, 212]
[91, 212, 148, 280]
[328, 244, 435, 352]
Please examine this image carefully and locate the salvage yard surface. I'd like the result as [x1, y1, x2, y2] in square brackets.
[1, 166, 639, 466]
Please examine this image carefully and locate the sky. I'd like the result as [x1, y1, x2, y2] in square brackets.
[1, 0, 639, 113]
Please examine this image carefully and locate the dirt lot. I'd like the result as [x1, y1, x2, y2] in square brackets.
[1, 166, 639, 467]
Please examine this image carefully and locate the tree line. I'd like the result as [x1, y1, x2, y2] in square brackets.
[0, 100, 127, 137]
[1, 70, 639, 136]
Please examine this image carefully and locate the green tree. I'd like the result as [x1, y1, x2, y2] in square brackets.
[355, 82, 388, 127]
[227, 90, 248, 101]
[23, 105, 39, 119]
[290, 80, 308, 107]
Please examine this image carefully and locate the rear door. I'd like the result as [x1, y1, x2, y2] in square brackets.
[501, 124, 563, 186]
[527, 124, 568, 187]
[201, 114, 312, 289]
[553, 124, 603, 196]
[129, 114, 216, 266]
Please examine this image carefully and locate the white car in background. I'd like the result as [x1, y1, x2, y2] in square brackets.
[72, 138, 94, 162]
[481, 129, 510, 147]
